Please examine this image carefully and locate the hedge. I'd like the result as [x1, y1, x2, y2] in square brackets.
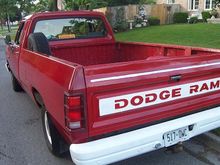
[188, 16, 198, 24]
[173, 12, 188, 23]
[202, 11, 211, 22]
[148, 17, 160, 26]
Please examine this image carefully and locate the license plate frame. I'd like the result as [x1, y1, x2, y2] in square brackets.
[164, 126, 190, 147]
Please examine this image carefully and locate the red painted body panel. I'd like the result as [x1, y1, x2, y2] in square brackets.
[18, 49, 89, 143]
[84, 52, 220, 136]
[50, 40, 116, 66]
[5, 11, 220, 143]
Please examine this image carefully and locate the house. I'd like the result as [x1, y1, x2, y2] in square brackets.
[157, 0, 215, 12]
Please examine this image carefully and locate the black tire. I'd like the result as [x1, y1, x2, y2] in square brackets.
[41, 108, 68, 157]
[11, 74, 23, 92]
[28, 32, 51, 56]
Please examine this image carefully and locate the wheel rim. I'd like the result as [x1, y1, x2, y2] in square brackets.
[44, 111, 52, 145]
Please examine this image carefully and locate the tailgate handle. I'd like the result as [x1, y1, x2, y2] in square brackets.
[170, 75, 182, 82]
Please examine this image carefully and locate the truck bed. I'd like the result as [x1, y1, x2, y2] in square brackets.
[50, 41, 220, 66]
[50, 41, 220, 137]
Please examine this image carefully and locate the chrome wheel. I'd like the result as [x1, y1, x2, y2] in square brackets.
[44, 111, 52, 145]
[41, 108, 68, 156]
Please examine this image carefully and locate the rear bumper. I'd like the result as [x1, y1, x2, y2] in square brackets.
[70, 107, 220, 165]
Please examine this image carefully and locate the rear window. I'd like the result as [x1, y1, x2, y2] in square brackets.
[33, 17, 107, 40]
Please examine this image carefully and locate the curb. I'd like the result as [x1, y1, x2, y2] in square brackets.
[196, 132, 220, 153]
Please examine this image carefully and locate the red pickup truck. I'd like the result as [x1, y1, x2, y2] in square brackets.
[5, 11, 220, 165]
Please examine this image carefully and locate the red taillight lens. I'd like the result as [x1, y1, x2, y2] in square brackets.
[68, 110, 81, 121]
[66, 96, 81, 107]
[65, 95, 84, 130]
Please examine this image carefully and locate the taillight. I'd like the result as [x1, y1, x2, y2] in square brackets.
[64, 94, 84, 130]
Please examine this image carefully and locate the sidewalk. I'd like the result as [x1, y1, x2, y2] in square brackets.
[184, 132, 220, 165]
[197, 132, 220, 153]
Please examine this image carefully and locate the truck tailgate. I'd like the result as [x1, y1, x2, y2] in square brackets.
[84, 55, 220, 137]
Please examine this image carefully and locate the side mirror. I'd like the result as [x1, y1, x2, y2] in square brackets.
[5, 35, 12, 45]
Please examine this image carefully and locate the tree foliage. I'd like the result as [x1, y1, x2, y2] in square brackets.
[107, 0, 138, 6]
[139, 0, 156, 4]
[0, 0, 17, 15]
[65, 0, 107, 10]
[0, 0, 32, 22]
[17, 0, 35, 14]
[10, 6, 22, 22]
[214, 0, 220, 6]
[107, 0, 155, 6]
[64, 0, 155, 10]
[65, 0, 78, 10]
[33, 0, 50, 12]
[0, 0, 17, 31]
[33, 0, 58, 12]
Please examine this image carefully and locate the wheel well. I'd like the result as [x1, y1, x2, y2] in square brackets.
[32, 88, 44, 109]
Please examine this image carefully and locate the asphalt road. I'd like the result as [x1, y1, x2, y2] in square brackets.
[0, 38, 208, 165]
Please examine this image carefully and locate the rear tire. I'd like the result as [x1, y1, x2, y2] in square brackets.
[11, 73, 23, 92]
[41, 108, 68, 157]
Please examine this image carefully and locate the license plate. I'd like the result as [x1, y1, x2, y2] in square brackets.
[164, 126, 189, 147]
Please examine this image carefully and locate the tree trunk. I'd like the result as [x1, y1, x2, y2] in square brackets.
[6, 13, 11, 32]
[54, 0, 58, 11]
[0, 19, 3, 30]
[49, 0, 58, 11]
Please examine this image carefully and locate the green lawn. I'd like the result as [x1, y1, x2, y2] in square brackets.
[0, 28, 9, 35]
[213, 129, 220, 136]
[0, 26, 18, 39]
[115, 23, 220, 49]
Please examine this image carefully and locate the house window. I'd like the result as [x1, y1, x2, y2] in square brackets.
[188, 0, 199, 10]
[167, 0, 175, 4]
[204, 0, 214, 10]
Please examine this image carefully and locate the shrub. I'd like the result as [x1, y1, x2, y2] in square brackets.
[114, 21, 128, 32]
[188, 16, 198, 24]
[148, 17, 160, 26]
[210, 8, 218, 17]
[202, 11, 211, 22]
[173, 12, 188, 23]
[197, 19, 204, 23]
[114, 7, 128, 32]
[106, 11, 113, 28]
